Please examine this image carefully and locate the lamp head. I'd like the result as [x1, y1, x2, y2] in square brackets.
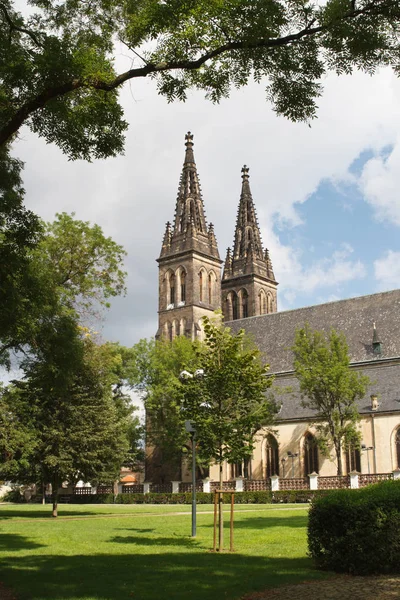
[184, 420, 196, 433]
[179, 370, 194, 381]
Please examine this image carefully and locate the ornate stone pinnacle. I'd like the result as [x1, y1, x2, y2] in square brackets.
[185, 131, 194, 146]
[241, 165, 250, 179]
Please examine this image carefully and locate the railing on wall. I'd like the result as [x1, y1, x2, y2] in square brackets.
[244, 479, 271, 491]
[359, 473, 393, 487]
[279, 477, 308, 491]
[318, 475, 349, 489]
[67, 469, 399, 499]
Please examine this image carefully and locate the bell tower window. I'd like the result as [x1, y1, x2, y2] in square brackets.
[241, 289, 248, 318]
[199, 271, 203, 302]
[232, 293, 238, 320]
[180, 270, 186, 302]
[170, 273, 175, 305]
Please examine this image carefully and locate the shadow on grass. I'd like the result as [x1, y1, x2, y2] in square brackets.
[114, 527, 155, 533]
[0, 552, 328, 600]
[0, 533, 46, 551]
[226, 515, 308, 530]
[109, 534, 199, 547]
[0, 509, 108, 519]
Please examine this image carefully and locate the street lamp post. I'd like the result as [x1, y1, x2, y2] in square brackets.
[287, 451, 298, 478]
[281, 457, 286, 479]
[185, 420, 197, 537]
[180, 369, 205, 538]
[361, 444, 374, 474]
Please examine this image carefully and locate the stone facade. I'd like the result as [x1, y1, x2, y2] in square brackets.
[156, 132, 222, 341]
[150, 132, 400, 484]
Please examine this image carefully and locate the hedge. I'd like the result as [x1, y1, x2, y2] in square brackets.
[308, 480, 400, 575]
[16, 489, 332, 505]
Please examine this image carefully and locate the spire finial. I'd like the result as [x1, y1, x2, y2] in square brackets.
[185, 131, 194, 147]
[241, 165, 249, 180]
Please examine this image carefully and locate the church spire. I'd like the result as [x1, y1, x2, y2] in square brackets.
[159, 132, 219, 259]
[172, 131, 207, 236]
[227, 165, 275, 281]
[232, 166, 264, 262]
[221, 166, 278, 321]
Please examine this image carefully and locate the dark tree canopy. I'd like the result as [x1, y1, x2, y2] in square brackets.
[1, 0, 400, 158]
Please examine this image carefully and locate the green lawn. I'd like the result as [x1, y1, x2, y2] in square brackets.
[0, 503, 330, 600]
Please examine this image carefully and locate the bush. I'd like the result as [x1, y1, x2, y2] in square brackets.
[8, 487, 333, 505]
[1, 488, 25, 503]
[308, 480, 400, 575]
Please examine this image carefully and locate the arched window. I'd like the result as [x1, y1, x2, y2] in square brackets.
[396, 428, 400, 469]
[169, 273, 175, 305]
[241, 289, 248, 319]
[232, 292, 238, 320]
[265, 435, 279, 478]
[199, 271, 203, 302]
[208, 273, 212, 304]
[180, 270, 186, 303]
[174, 319, 180, 337]
[231, 462, 243, 479]
[267, 292, 273, 314]
[226, 297, 232, 321]
[304, 433, 319, 475]
[259, 290, 267, 315]
[180, 317, 187, 336]
[346, 445, 361, 473]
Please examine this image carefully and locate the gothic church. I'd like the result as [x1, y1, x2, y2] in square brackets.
[151, 132, 400, 485]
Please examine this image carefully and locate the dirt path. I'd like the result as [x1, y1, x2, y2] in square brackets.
[242, 575, 400, 600]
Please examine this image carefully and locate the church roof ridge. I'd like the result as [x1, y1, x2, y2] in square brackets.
[226, 288, 400, 323]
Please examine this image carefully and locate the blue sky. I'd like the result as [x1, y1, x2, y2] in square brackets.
[275, 146, 400, 310]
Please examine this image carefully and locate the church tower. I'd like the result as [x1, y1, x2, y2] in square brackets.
[157, 132, 222, 339]
[222, 166, 278, 321]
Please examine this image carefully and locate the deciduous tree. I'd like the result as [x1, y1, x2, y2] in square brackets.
[1, 0, 400, 156]
[1, 336, 132, 517]
[179, 317, 275, 549]
[292, 324, 370, 476]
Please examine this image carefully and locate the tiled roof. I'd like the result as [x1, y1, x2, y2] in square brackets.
[227, 289, 400, 373]
[272, 360, 400, 421]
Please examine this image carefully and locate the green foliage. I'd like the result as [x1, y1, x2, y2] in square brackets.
[292, 324, 370, 475]
[182, 318, 275, 473]
[0, 337, 131, 514]
[38, 489, 333, 505]
[308, 480, 400, 574]
[131, 335, 200, 461]
[0, 204, 127, 366]
[2, 0, 400, 154]
[0, 147, 46, 366]
[37, 212, 127, 318]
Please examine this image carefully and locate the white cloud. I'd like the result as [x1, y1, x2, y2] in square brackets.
[358, 144, 400, 226]
[11, 65, 400, 343]
[374, 250, 400, 290]
[262, 227, 366, 308]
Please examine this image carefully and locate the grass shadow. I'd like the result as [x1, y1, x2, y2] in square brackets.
[109, 534, 199, 547]
[0, 509, 108, 519]
[0, 533, 46, 551]
[0, 552, 329, 600]
[228, 515, 308, 529]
